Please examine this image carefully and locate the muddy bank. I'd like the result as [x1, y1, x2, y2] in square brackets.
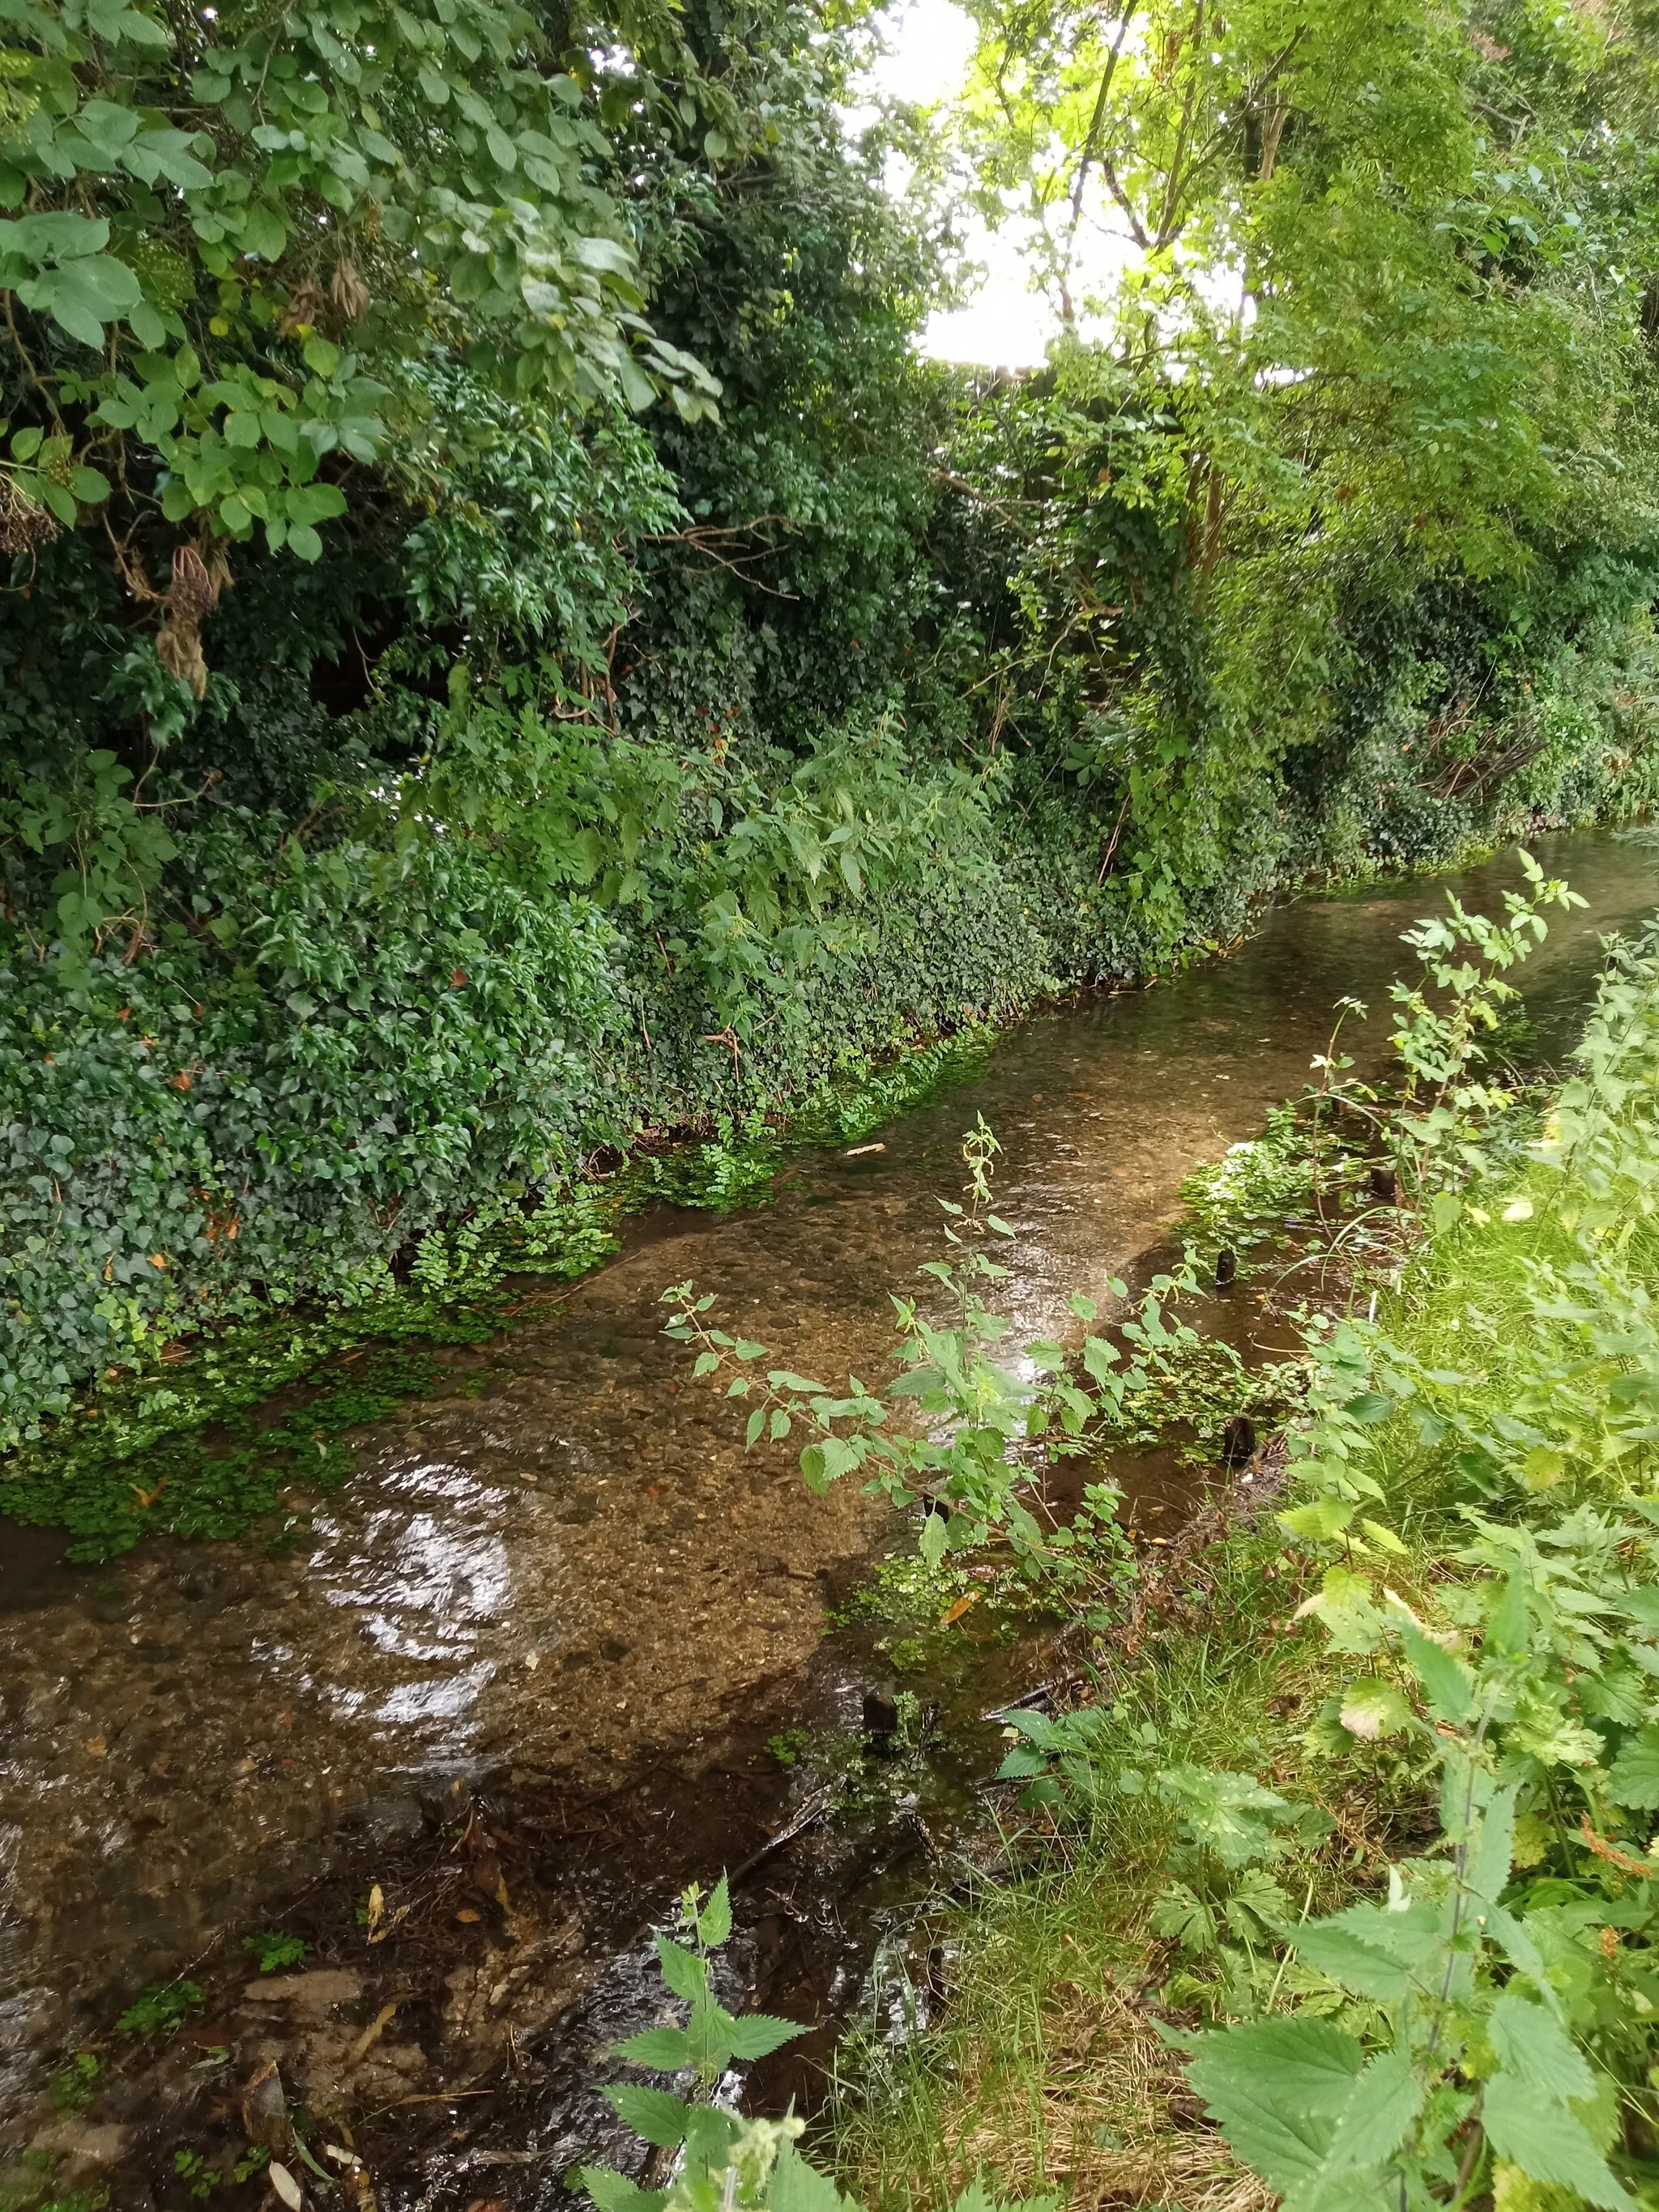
[2, 831, 1655, 2197]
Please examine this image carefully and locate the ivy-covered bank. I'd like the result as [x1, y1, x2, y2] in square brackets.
[7, 0, 1659, 1447]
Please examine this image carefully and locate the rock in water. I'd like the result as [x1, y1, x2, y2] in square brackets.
[1222, 1414, 1256, 1469]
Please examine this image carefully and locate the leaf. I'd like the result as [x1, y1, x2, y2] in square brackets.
[655, 1933, 704, 2001]
[580, 2167, 667, 2212]
[769, 2138, 863, 2212]
[18, 254, 142, 347]
[1154, 1765, 1290, 1869]
[1317, 2047, 1424, 2182]
[1391, 1614, 1477, 1724]
[766, 1371, 828, 1393]
[698, 1873, 732, 1947]
[1606, 1724, 1659, 1809]
[602, 2084, 689, 2148]
[1483, 2070, 1635, 2210]
[1293, 1899, 1444, 2001]
[1486, 1993, 1593, 2104]
[267, 2163, 303, 2212]
[1149, 1880, 1218, 1952]
[615, 2026, 692, 2071]
[1185, 2016, 1364, 2193]
[1338, 1680, 1414, 1741]
[724, 2012, 808, 2061]
[239, 202, 288, 261]
[1343, 1392, 1395, 1424]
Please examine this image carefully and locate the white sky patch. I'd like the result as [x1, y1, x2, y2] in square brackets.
[855, 0, 1143, 369]
[857, 0, 1058, 369]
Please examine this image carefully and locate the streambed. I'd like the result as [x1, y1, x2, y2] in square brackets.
[2, 832, 1656, 2201]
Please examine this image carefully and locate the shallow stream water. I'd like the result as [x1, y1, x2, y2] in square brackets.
[3, 831, 1657, 2200]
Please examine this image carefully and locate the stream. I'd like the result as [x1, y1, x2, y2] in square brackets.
[3, 829, 1657, 2204]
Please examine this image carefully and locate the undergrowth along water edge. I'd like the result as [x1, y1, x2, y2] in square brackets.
[624, 859, 1659, 2210]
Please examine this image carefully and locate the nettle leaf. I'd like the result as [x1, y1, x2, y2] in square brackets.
[1606, 1724, 1659, 1809]
[1294, 1566, 1384, 1653]
[655, 1933, 704, 2001]
[601, 2083, 689, 2149]
[770, 2137, 863, 2212]
[615, 2026, 692, 2072]
[697, 1874, 732, 1947]
[1337, 1678, 1414, 1741]
[1185, 2016, 1364, 2194]
[1482, 1999, 1634, 2212]
[579, 2167, 667, 2212]
[724, 2012, 808, 2061]
[1293, 1898, 1444, 2001]
[1392, 1615, 1476, 1724]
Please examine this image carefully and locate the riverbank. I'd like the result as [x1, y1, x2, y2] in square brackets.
[6, 831, 1654, 1566]
[2, 839, 1655, 2210]
[827, 906, 1659, 2206]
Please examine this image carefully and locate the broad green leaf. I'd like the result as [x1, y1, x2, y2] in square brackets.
[768, 2138, 863, 2212]
[1338, 1680, 1414, 1741]
[1185, 2016, 1364, 2193]
[601, 2084, 689, 2148]
[1391, 1615, 1476, 1724]
[615, 2026, 692, 2071]
[1482, 2071, 1634, 2210]
[724, 2012, 808, 2061]
[1293, 1899, 1444, 2001]
[654, 1933, 704, 2001]
[579, 2167, 667, 2212]
[698, 1874, 732, 1947]
[1316, 2048, 1424, 2183]
[1606, 1724, 1659, 1809]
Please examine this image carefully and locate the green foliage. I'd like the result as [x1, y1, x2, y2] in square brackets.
[45, 2054, 98, 2115]
[114, 1979, 203, 2035]
[666, 1115, 1192, 1583]
[241, 1931, 308, 1973]
[5, 0, 1659, 1514]
[585, 1873, 1060, 2212]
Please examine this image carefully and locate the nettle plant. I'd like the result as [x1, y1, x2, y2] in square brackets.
[663, 1117, 1207, 1596]
[1315, 850, 1584, 1220]
[584, 1877, 1056, 2212]
[1163, 935, 1659, 2207]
